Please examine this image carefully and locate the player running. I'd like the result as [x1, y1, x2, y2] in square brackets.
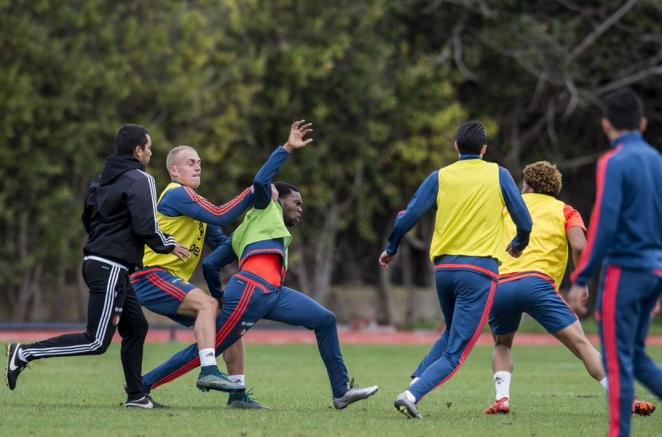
[483, 161, 655, 417]
[380, 121, 532, 419]
[130, 145, 254, 396]
[142, 120, 379, 409]
[6, 124, 187, 408]
[567, 89, 662, 437]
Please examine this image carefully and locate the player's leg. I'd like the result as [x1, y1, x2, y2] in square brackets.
[142, 273, 271, 392]
[115, 282, 158, 407]
[484, 279, 523, 414]
[409, 284, 456, 382]
[554, 322, 605, 381]
[597, 266, 638, 437]
[398, 270, 497, 418]
[632, 275, 662, 406]
[131, 267, 238, 392]
[9, 259, 123, 390]
[264, 286, 378, 409]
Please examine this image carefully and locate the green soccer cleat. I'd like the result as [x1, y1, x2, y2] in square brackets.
[332, 378, 379, 410]
[196, 369, 245, 393]
[227, 389, 270, 409]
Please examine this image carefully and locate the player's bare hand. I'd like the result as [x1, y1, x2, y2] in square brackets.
[283, 120, 313, 152]
[379, 251, 396, 268]
[271, 183, 279, 201]
[172, 244, 191, 261]
[567, 284, 589, 316]
[652, 299, 661, 318]
[506, 243, 523, 258]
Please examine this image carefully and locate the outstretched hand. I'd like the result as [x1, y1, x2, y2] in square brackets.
[567, 284, 589, 316]
[379, 250, 396, 268]
[283, 120, 313, 152]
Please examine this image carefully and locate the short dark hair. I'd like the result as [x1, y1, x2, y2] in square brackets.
[274, 181, 300, 199]
[114, 124, 150, 155]
[603, 88, 644, 131]
[456, 121, 486, 154]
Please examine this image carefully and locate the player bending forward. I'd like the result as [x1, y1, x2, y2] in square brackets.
[142, 120, 379, 409]
[484, 161, 655, 416]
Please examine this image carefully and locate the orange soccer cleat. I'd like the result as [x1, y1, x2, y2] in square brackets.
[484, 397, 511, 415]
[632, 399, 656, 416]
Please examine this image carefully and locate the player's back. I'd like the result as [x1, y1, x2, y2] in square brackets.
[500, 193, 571, 287]
[429, 159, 506, 262]
[604, 133, 662, 270]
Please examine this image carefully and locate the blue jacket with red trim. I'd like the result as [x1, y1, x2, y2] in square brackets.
[157, 185, 253, 228]
[571, 133, 662, 286]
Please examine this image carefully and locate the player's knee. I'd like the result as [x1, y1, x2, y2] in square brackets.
[318, 309, 337, 328]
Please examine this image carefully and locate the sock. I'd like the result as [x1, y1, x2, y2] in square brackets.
[199, 348, 217, 368]
[494, 371, 511, 400]
[600, 377, 608, 391]
[228, 374, 245, 385]
[409, 377, 420, 386]
[403, 390, 416, 403]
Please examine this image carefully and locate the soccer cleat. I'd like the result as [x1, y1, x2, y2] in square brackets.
[332, 378, 379, 410]
[227, 389, 270, 409]
[484, 397, 511, 415]
[394, 392, 422, 419]
[196, 369, 245, 393]
[6, 343, 28, 391]
[632, 399, 656, 416]
[125, 395, 168, 409]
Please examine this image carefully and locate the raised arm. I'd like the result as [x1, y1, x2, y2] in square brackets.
[253, 120, 313, 209]
[379, 171, 439, 268]
[499, 167, 532, 257]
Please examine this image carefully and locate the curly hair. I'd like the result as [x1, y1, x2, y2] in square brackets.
[522, 161, 562, 196]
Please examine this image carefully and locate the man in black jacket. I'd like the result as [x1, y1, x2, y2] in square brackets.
[6, 124, 188, 408]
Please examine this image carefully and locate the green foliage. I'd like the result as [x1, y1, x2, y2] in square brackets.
[2, 0, 661, 318]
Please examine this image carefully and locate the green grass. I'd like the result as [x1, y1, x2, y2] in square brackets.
[2, 343, 661, 436]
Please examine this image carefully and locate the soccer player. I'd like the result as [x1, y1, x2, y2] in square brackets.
[6, 124, 188, 408]
[483, 161, 655, 417]
[142, 120, 379, 409]
[380, 121, 532, 419]
[567, 89, 662, 437]
[130, 145, 255, 397]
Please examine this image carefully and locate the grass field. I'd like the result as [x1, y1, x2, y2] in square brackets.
[2, 343, 661, 436]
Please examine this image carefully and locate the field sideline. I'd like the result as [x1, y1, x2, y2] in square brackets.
[2, 343, 660, 436]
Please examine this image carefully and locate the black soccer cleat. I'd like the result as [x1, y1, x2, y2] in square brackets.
[6, 343, 28, 391]
[125, 395, 168, 409]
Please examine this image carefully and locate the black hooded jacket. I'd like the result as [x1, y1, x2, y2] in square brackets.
[82, 154, 175, 270]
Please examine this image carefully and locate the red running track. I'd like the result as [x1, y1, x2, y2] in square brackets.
[1, 329, 662, 346]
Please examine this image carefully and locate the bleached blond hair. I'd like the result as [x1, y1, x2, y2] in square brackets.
[166, 145, 197, 175]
